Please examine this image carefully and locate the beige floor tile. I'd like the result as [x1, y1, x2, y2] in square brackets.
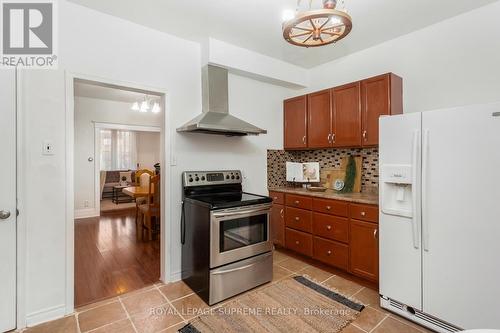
[350, 287, 380, 308]
[78, 301, 127, 332]
[371, 316, 423, 333]
[277, 257, 309, 273]
[24, 315, 77, 333]
[130, 304, 183, 333]
[272, 264, 293, 282]
[389, 314, 434, 333]
[323, 275, 364, 298]
[273, 250, 291, 264]
[121, 289, 168, 315]
[91, 319, 135, 333]
[299, 265, 334, 282]
[159, 321, 188, 333]
[351, 306, 387, 332]
[171, 293, 210, 320]
[159, 280, 194, 302]
[340, 324, 366, 333]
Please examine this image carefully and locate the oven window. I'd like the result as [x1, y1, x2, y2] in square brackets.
[220, 214, 268, 253]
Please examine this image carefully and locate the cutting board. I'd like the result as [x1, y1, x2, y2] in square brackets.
[320, 156, 362, 193]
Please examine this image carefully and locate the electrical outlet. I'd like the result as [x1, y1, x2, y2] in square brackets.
[42, 140, 54, 155]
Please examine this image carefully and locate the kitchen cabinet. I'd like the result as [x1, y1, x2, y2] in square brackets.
[361, 73, 403, 147]
[307, 89, 332, 148]
[350, 219, 379, 282]
[284, 95, 308, 149]
[270, 204, 285, 246]
[269, 191, 285, 246]
[283, 73, 402, 149]
[332, 82, 362, 147]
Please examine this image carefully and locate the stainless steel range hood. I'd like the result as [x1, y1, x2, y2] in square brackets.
[177, 65, 267, 136]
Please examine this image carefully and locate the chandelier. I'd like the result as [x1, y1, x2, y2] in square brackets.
[282, 0, 352, 48]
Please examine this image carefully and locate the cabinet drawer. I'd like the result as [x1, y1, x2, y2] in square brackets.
[269, 191, 284, 205]
[313, 237, 349, 270]
[312, 198, 348, 217]
[285, 194, 312, 210]
[313, 213, 349, 244]
[285, 207, 312, 233]
[350, 204, 379, 223]
[285, 228, 313, 257]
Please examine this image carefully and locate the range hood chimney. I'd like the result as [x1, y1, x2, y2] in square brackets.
[176, 65, 267, 136]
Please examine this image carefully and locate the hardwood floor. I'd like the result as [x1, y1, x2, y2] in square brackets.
[75, 210, 160, 307]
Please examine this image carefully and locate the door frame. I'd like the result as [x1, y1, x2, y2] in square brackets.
[64, 72, 172, 315]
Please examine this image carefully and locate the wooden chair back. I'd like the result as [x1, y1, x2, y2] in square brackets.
[148, 174, 160, 209]
[135, 169, 154, 184]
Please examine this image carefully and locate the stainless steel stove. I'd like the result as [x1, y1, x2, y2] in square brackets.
[181, 170, 273, 305]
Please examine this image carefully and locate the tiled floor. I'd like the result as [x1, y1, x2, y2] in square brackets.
[22, 249, 433, 333]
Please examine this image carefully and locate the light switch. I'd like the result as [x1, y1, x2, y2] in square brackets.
[42, 140, 54, 155]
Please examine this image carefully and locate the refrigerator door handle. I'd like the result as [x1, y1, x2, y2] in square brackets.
[422, 129, 430, 252]
[411, 130, 421, 249]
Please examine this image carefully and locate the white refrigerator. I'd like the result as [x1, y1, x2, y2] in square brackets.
[379, 103, 500, 332]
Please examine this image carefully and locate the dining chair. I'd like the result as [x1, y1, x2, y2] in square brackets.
[134, 169, 154, 225]
[138, 174, 160, 241]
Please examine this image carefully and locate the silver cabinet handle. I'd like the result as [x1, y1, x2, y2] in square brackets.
[326, 206, 331, 210]
[327, 133, 332, 144]
[302, 136, 306, 145]
[295, 216, 300, 221]
[374, 229, 378, 239]
[360, 211, 366, 216]
[280, 209, 284, 218]
[295, 240, 300, 245]
[294, 200, 300, 205]
[327, 250, 332, 255]
[362, 130, 367, 141]
[331, 133, 336, 143]
[326, 225, 332, 230]
[0, 210, 11, 220]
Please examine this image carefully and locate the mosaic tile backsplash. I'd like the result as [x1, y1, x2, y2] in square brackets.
[267, 148, 379, 192]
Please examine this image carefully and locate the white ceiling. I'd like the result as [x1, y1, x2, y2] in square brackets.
[68, 0, 497, 68]
[74, 81, 161, 104]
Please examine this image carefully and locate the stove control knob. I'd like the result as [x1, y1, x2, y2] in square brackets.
[226, 175, 230, 179]
[236, 175, 240, 179]
[231, 175, 235, 179]
[201, 176, 206, 181]
[195, 177, 200, 181]
[188, 178, 193, 183]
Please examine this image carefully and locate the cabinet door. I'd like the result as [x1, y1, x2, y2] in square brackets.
[307, 89, 332, 148]
[350, 219, 379, 282]
[270, 204, 285, 246]
[332, 82, 362, 147]
[284, 95, 308, 149]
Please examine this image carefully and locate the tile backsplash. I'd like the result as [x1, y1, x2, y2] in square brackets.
[267, 148, 379, 192]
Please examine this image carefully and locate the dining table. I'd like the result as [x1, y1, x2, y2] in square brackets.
[122, 186, 154, 199]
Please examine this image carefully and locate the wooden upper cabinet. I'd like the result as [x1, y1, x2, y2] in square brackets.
[307, 90, 332, 148]
[361, 73, 403, 147]
[284, 95, 308, 149]
[332, 82, 362, 147]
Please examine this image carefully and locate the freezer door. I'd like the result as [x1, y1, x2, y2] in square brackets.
[379, 112, 422, 310]
[422, 103, 500, 329]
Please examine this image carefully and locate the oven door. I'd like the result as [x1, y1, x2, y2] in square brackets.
[210, 203, 272, 268]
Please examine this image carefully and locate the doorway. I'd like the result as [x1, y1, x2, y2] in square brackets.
[69, 77, 167, 308]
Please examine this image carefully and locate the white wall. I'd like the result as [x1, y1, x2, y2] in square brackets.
[302, 1, 500, 113]
[19, 0, 291, 326]
[137, 131, 161, 170]
[74, 97, 162, 212]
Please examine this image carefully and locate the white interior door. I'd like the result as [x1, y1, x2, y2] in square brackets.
[379, 113, 422, 310]
[0, 68, 17, 332]
[422, 103, 500, 329]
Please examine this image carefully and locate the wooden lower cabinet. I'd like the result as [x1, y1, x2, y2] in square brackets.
[285, 228, 313, 257]
[277, 192, 379, 283]
[270, 204, 285, 246]
[313, 237, 349, 270]
[349, 219, 379, 282]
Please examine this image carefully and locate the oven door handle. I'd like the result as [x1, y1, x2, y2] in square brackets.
[211, 253, 272, 275]
[212, 205, 271, 218]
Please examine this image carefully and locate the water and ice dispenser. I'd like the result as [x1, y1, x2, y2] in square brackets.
[381, 165, 414, 218]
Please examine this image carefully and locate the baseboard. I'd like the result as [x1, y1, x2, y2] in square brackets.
[75, 208, 99, 219]
[26, 304, 66, 327]
[169, 270, 181, 282]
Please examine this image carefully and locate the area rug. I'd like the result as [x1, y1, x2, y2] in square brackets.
[179, 276, 364, 333]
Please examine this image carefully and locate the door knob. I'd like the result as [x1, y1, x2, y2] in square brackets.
[0, 210, 11, 220]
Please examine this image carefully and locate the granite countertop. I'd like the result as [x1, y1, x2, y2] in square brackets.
[268, 187, 379, 205]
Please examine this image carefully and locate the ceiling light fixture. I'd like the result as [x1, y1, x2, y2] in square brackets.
[282, 0, 352, 48]
[151, 102, 161, 114]
[131, 102, 140, 111]
[139, 96, 149, 113]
